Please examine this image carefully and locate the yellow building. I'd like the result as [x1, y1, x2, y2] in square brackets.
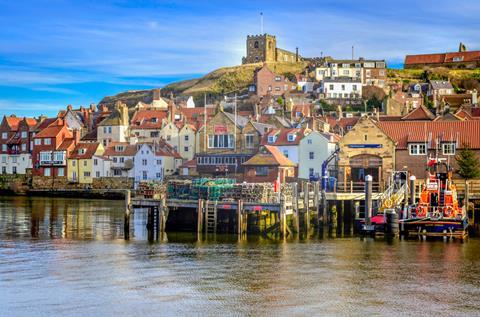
[67, 142, 104, 184]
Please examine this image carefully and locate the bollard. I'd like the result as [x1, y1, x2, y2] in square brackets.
[385, 209, 399, 236]
[409, 175, 416, 206]
[365, 175, 373, 226]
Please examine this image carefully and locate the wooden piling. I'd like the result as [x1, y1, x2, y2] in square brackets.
[237, 199, 243, 235]
[304, 181, 310, 231]
[197, 199, 204, 233]
[365, 175, 373, 226]
[124, 189, 131, 240]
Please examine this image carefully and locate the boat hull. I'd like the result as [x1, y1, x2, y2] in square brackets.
[400, 217, 468, 238]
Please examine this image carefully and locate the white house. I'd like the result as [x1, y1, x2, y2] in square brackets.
[133, 143, 164, 184]
[103, 142, 136, 178]
[97, 102, 130, 147]
[320, 78, 362, 100]
[298, 131, 337, 179]
[261, 128, 311, 165]
[92, 155, 111, 178]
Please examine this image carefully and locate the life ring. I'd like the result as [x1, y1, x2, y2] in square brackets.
[416, 205, 428, 218]
[443, 206, 455, 218]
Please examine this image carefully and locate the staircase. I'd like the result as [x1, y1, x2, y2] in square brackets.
[205, 201, 218, 233]
[378, 181, 408, 212]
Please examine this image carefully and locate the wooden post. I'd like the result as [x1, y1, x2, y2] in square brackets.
[304, 182, 310, 231]
[237, 199, 243, 235]
[294, 183, 300, 233]
[155, 205, 160, 240]
[365, 175, 373, 226]
[197, 199, 204, 233]
[124, 189, 131, 240]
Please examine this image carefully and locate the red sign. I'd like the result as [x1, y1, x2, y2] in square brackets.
[220, 204, 232, 209]
[214, 124, 228, 134]
[253, 206, 262, 211]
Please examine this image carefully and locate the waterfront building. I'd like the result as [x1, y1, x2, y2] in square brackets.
[298, 131, 337, 180]
[261, 127, 310, 170]
[315, 58, 387, 87]
[103, 142, 136, 178]
[243, 145, 295, 182]
[130, 109, 167, 142]
[133, 141, 182, 184]
[0, 116, 37, 174]
[67, 142, 105, 184]
[31, 118, 79, 177]
[177, 123, 197, 161]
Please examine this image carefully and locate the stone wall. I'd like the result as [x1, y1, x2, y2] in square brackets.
[32, 176, 134, 190]
[0, 174, 29, 194]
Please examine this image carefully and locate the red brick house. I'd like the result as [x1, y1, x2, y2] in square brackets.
[31, 118, 79, 177]
[253, 64, 297, 97]
[405, 49, 480, 69]
[377, 120, 480, 180]
[243, 145, 296, 182]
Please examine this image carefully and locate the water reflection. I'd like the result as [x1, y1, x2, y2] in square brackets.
[1, 196, 480, 316]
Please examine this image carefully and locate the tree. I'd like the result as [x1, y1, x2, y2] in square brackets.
[456, 144, 480, 180]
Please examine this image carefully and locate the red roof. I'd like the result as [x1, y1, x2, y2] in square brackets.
[401, 105, 435, 121]
[405, 50, 480, 66]
[130, 109, 167, 129]
[243, 145, 295, 167]
[377, 121, 480, 149]
[34, 124, 69, 138]
[58, 138, 76, 151]
[180, 158, 197, 168]
[4, 116, 22, 130]
[104, 142, 137, 157]
[69, 142, 100, 159]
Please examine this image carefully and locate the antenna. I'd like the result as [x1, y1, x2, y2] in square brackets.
[352, 45, 354, 60]
[260, 12, 264, 34]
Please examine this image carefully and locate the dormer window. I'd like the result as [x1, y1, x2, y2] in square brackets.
[115, 145, 124, 152]
[442, 143, 456, 155]
[151, 117, 158, 123]
[267, 135, 276, 143]
[275, 76, 281, 82]
[78, 148, 86, 155]
[453, 56, 464, 62]
[287, 133, 296, 142]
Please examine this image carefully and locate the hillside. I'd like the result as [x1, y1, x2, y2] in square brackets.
[388, 68, 480, 89]
[162, 61, 308, 96]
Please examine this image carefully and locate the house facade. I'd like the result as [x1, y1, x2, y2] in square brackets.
[298, 131, 337, 179]
[67, 142, 105, 184]
[103, 142, 136, 178]
[97, 102, 130, 147]
[243, 145, 296, 183]
[253, 65, 297, 97]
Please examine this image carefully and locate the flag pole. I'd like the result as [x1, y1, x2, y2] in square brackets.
[204, 93, 207, 152]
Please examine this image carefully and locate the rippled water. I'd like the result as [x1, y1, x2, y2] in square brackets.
[1, 195, 480, 317]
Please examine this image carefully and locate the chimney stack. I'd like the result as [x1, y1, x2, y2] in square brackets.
[153, 88, 161, 101]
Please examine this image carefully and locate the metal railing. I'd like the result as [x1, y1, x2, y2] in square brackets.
[333, 181, 382, 193]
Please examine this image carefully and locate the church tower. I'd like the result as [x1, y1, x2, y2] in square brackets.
[243, 34, 277, 64]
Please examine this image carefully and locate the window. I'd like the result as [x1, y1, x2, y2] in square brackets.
[364, 135, 368, 141]
[1, 132, 7, 139]
[307, 139, 312, 144]
[184, 135, 189, 141]
[142, 159, 147, 166]
[44, 168, 51, 177]
[96, 171, 100, 178]
[283, 150, 289, 158]
[1, 156, 5, 163]
[113, 157, 117, 163]
[120, 157, 124, 163]
[309, 152, 314, 160]
[1, 144, 6, 152]
[409, 143, 427, 155]
[255, 166, 268, 176]
[72, 160, 76, 167]
[342, 70, 349, 76]
[329, 84, 334, 90]
[156, 172, 162, 178]
[40, 152, 51, 163]
[207, 134, 234, 149]
[275, 76, 281, 82]
[34, 139, 41, 145]
[442, 143, 456, 155]
[94, 159, 98, 166]
[21, 131, 27, 138]
[353, 85, 357, 91]
[114, 169, 122, 176]
[84, 171, 91, 177]
[245, 134, 254, 148]
[44, 138, 51, 145]
[58, 168, 64, 177]
[254, 41, 259, 48]
[83, 160, 87, 167]
[287, 134, 296, 142]
[108, 127, 112, 134]
[275, 87, 281, 91]
[157, 159, 162, 165]
[53, 151, 64, 162]
[12, 156, 17, 163]
[453, 56, 464, 62]
[150, 131, 159, 138]
[379, 70, 386, 76]
[309, 168, 314, 176]
[12, 166, 16, 174]
[341, 85, 345, 91]
[21, 144, 26, 152]
[267, 136, 276, 143]
[166, 135, 171, 141]
[184, 146, 189, 152]
[366, 69, 371, 77]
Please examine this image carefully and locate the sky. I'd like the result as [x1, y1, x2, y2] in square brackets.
[0, 0, 479, 117]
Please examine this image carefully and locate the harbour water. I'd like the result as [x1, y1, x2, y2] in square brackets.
[1, 196, 480, 316]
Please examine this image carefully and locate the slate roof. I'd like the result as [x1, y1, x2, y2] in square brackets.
[430, 80, 454, 90]
[261, 128, 309, 146]
[223, 111, 249, 128]
[104, 142, 137, 157]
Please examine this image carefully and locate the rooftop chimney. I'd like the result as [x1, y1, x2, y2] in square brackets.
[153, 88, 161, 101]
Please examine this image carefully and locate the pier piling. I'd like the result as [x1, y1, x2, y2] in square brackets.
[365, 175, 373, 226]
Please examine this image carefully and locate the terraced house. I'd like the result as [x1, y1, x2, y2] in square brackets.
[0, 115, 37, 174]
[67, 142, 106, 184]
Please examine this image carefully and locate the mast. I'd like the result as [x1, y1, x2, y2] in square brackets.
[204, 93, 207, 151]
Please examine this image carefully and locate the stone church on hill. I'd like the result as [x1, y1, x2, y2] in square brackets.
[242, 34, 301, 64]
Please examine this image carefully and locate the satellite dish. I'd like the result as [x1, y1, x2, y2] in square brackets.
[124, 159, 134, 170]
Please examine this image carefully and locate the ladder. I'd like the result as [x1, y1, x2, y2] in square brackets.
[205, 201, 217, 234]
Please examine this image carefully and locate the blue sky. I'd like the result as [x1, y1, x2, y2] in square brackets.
[0, 0, 479, 117]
